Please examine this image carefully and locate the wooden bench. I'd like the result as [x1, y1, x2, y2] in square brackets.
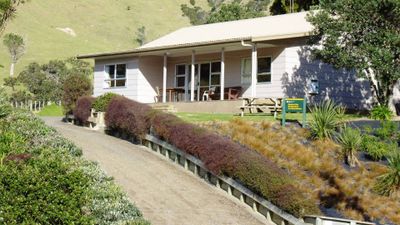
[240, 98, 282, 118]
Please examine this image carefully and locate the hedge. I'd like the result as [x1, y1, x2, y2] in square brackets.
[0, 109, 149, 225]
[92, 92, 119, 112]
[73, 96, 95, 124]
[105, 96, 319, 217]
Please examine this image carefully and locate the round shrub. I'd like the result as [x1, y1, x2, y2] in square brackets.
[92, 92, 119, 112]
[74, 96, 95, 124]
[62, 74, 92, 115]
[370, 105, 393, 121]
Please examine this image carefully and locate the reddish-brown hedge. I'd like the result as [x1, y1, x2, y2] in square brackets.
[105, 96, 152, 141]
[73, 96, 95, 124]
[105, 97, 319, 217]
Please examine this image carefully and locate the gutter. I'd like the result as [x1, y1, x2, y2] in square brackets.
[77, 37, 252, 59]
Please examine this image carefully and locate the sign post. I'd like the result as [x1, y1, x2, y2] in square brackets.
[282, 97, 307, 128]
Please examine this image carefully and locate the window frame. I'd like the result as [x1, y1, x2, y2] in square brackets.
[241, 56, 273, 84]
[104, 63, 127, 89]
[174, 64, 187, 88]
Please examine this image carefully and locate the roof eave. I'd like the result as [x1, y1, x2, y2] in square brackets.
[77, 37, 252, 59]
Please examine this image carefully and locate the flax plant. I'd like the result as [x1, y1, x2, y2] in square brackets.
[336, 127, 362, 168]
[309, 100, 345, 140]
[375, 152, 400, 197]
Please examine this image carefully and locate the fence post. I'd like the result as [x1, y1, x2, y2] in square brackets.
[29, 100, 33, 111]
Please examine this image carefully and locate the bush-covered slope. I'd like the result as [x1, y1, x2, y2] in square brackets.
[0, 108, 149, 224]
[0, 0, 205, 81]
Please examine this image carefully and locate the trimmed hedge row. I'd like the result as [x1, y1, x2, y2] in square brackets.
[104, 96, 319, 217]
[92, 92, 118, 112]
[73, 96, 95, 124]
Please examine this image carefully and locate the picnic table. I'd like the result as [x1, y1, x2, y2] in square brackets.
[239, 97, 282, 118]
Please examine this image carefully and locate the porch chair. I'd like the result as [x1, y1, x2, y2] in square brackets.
[202, 87, 216, 101]
[154, 86, 162, 103]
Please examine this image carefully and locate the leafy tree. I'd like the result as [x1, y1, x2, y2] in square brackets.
[181, 0, 269, 25]
[180, 0, 209, 25]
[3, 76, 18, 91]
[62, 74, 92, 115]
[307, 0, 400, 107]
[207, 1, 264, 23]
[3, 32, 25, 76]
[18, 58, 92, 101]
[0, 0, 27, 36]
[270, 0, 319, 15]
[135, 26, 147, 46]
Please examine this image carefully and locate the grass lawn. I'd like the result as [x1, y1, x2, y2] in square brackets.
[36, 104, 63, 117]
[176, 112, 366, 123]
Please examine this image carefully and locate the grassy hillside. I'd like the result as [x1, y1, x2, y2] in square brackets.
[0, 0, 206, 82]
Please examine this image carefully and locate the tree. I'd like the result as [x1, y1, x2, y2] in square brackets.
[181, 0, 269, 25]
[307, 0, 400, 107]
[270, 0, 319, 15]
[207, 1, 264, 23]
[0, 0, 27, 36]
[135, 26, 147, 46]
[18, 58, 92, 102]
[62, 74, 92, 115]
[3, 32, 25, 76]
[3, 76, 18, 91]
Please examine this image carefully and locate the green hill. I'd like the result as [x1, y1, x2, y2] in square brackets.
[0, 0, 206, 82]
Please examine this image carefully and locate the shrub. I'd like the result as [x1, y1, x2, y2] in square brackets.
[92, 92, 118, 112]
[376, 121, 398, 141]
[104, 97, 319, 217]
[150, 110, 319, 217]
[0, 109, 149, 224]
[105, 96, 152, 141]
[62, 74, 92, 115]
[361, 135, 396, 161]
[74, 96, 95, 124]
[374, 152, 400, 196]
[337, 127, 361, 167]
[309, 100, 345, 140]
[370, 105, 393, 121]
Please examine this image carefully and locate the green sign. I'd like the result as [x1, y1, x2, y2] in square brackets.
[285, 98, 305, 113]
[282, 97, 307, 128]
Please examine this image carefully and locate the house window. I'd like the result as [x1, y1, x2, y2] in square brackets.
[105, 64, 126, 88]
[210, 62, 221, 86]
[241, 57, 272, 84]
[175, 64, 186, 88]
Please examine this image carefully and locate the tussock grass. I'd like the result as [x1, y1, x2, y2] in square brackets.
[201, 119, 400, 224]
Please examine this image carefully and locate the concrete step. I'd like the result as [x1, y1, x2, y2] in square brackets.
[151, 104, 177, 113]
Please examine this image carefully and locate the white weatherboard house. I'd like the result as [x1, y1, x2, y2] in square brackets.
[78, 12, 374, 110]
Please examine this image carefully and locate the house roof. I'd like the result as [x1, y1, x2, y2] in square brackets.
[78, 11, 313, 59]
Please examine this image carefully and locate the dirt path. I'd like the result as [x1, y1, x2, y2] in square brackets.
[43, 117, 267, 225]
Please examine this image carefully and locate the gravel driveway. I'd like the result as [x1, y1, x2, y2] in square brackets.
[43, 117, 267, 225]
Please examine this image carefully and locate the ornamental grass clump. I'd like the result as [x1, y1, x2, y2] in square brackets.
[73, 96, 95, 124]
[336, 127, 362, 167]
[309, 100, 345, 140]
[375, 152, 400, 197]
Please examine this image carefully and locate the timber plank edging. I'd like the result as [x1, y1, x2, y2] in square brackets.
[145, 134, 306, 225]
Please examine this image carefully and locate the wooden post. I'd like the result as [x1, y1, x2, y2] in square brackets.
[162, 53, 168, 103]
[220, 48, 225, 100]
[191, 50, 195, 102]
[251, 44, 257, 98]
